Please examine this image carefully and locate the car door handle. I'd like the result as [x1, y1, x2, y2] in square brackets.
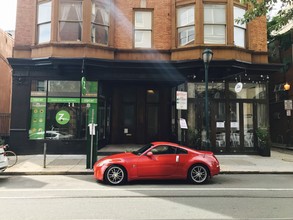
[176, 155, 179, 163]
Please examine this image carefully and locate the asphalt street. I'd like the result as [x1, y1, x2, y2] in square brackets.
[0, 174, 292, 219]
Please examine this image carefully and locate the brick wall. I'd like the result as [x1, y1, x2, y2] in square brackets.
[14, 0, 36, 47]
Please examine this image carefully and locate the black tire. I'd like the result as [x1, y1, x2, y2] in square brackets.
[188, 164, 209, 184]
[105, 165, 127, 185]
[5, 151, 17, 168]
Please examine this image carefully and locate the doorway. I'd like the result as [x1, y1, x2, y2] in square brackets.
[211, 101, 256, 153]
[110, 84, 171, 144]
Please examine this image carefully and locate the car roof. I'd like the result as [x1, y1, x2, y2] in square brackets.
[151, 141, 181, 147]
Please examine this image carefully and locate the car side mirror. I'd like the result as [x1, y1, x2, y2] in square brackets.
[146, 152, 153, 157]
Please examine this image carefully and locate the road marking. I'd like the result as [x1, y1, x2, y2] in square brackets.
[0, 187, 293, 192]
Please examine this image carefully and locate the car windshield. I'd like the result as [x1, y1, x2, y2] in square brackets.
[132, 144, 153, 155]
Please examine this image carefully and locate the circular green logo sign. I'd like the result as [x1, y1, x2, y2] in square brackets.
[56, 110, 70, 125]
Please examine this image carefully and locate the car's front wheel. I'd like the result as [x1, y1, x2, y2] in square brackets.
[188, 164, 209, 184]
[105, 165, 127, 185]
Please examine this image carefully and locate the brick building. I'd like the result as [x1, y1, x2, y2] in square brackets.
[0, 29, 13, 139]
[8, 0, 281, 155]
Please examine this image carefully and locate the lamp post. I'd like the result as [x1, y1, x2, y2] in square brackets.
[202, 49, 213, 150]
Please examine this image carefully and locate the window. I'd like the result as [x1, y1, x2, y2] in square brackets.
[204, 4, 226, 44]
[29, 80, 98, 141]
[59, 0, 83, 41]
[91, 0, 110, 45]
[234, 6, 246, 48]
[134, 11, 152, 48]
[177, 5, 195, 46]
[37, 1, 51, 43]
[151, 145, 176, 155]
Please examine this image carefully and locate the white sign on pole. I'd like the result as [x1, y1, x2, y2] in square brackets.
[284, 100, 293, 110]
[176, 91, 187, 110]
[179, 118, 188, 129]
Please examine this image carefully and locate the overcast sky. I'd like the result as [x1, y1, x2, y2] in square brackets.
[0, 0, 17, 31]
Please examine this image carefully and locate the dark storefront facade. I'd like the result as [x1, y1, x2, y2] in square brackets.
[8, 57, 281, 155]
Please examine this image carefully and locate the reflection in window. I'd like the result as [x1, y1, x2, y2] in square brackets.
[91, 0, 110, 45]
[48, 81, 80, 97]
[204, 4, 226, 44]
[31, 80, 47, 96]
[177, 5, 195, 46]
[59, 0, 82, 41]
[234, 6, 246, 48]
[229, 83, 267, 99]
[134, 11, 152, 48]
[37, 1, 51, 43]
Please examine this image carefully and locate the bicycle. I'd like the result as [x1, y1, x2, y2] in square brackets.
[1, 144, 18, 168]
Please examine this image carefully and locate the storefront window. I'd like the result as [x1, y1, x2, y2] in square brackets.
[194, 82, 225, 99]
[229, 83, 267, 99]
[29, 80, 98, 141]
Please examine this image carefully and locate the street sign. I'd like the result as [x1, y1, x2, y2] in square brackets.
[176, 91, 187, 110]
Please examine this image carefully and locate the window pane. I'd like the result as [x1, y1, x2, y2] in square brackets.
[59, 1, 82, 21]
[59, 0, 82, 41]
[31, 80, 47, 96]
[177, 5, 194, 27]
[38, 1, 52, 24]
[48, 81, 80, 97]
[178, 26, 194, 46]
[234, 27, 245, 47]
[135, 11, 152, 29]
[204, 25, 226, 44]
[229, 83, 267, 99]
[92, 1, 109, 25]
[46, 103, 79, 140]
[38, 23, 51, 43]
[91, 24, 108, 44]
[234, 6, 246, 28]
[135, 30, 151, 48]
[59, 22, 82, 41]
[204, 4, 226, 24]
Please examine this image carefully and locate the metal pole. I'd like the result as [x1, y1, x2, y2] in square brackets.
[204, 64, 209, 150]
[43, 142, 47, 168]
[90, 109, 94, 169]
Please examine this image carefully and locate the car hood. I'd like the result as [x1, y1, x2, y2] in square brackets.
[95, 152, 136, 165]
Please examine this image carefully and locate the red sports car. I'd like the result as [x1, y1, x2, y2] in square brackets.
[94, 142, 220, 185]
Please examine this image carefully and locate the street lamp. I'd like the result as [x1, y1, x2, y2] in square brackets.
[202, 48, 213, 150]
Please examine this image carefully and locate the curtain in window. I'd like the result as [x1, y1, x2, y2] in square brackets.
[177, 5, 195, 46]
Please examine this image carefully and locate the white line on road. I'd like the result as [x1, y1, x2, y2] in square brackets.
[0, 187, 293, 192]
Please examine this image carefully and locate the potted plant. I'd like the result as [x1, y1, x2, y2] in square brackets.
[256, 127, 271, 156]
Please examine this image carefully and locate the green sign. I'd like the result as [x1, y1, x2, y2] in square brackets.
[29, 102, 46, 140]
[48, 98, 80, 103]
[56, 110, 70, 125]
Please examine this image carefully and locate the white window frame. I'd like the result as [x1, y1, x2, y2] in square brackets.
[134, 11, 152, 48]
[177, 5, 195, 46]
[234, 6, 246, 48]
[37, 1, 52, 44]
[204, 4, 226, 44]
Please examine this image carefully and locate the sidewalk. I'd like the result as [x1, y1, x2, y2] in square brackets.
[1, 148, 293, 175]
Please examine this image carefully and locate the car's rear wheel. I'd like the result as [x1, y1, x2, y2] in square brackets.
[105, 165, 127, 185]
[188, 164, 209, 184]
